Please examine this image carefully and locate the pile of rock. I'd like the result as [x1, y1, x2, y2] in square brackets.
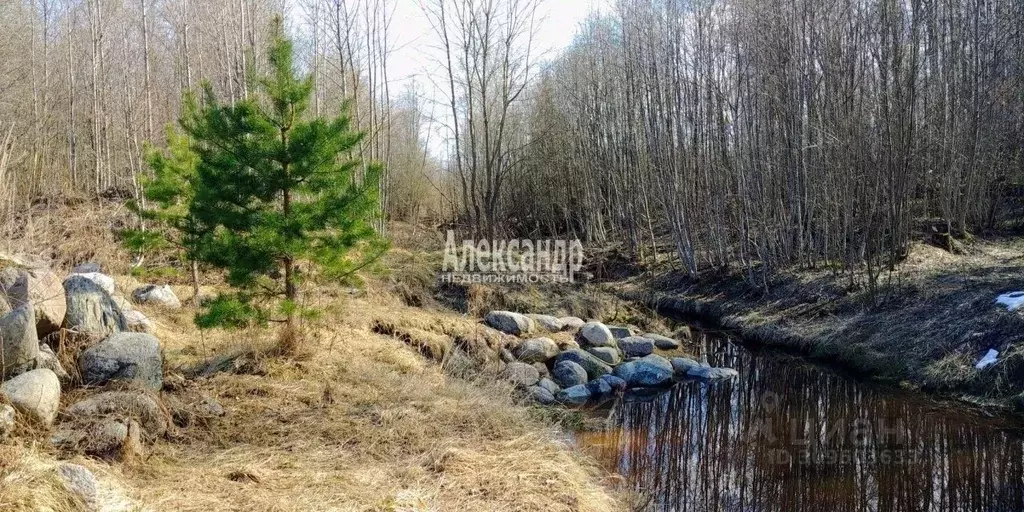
[0, 259, 191, 461]
[485, 311, 737, 406]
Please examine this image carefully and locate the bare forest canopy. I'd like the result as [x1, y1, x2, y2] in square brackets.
[1, 0, 1023, 285]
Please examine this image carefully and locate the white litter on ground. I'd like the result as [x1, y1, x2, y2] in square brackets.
[976, 349, 999, 370]
[995, 292, 1024, 311]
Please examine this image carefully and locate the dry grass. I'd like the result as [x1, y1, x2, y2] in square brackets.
[0, 202, 622, 511]
[123, 291, 619, 511]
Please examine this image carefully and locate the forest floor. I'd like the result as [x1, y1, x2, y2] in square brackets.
[618, 237, 1024, 409]
[0, 201, 624, 511]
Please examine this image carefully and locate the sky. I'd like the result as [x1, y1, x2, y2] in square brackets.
[382, 0, 612, 157]
[386, 0, 611, 91]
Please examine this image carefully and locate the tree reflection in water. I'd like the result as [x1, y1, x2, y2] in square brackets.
[577, 333, 1024, 512]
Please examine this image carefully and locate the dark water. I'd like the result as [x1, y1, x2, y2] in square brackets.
[576, 332, 1024, 511]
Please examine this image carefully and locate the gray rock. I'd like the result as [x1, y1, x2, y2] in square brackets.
[513, 337, 560, 363]
[586, 377, 613, 397]
[578, 322, 615, 348]
[613, 355, 674, 388]
[552, 360, 588, 388]
[527, 385, 556, 405]
[556, 339, 580, 351]
[556, 384, 592, 405]
[587, 346, 621, 366]
[526, 314, 564, 332]
[131, 284, 181, 309]
[0, 296, 9, 317]
[532, 362, 550, 379]
[0, 267, 66, 337]
[79, 332, 163, 390]
[555, 349, 613, 379]
[53, 419, 142, 460]
[598, 374, 627, 392]
[112, 295, 134, 313]
[537, 377, 561, 395]
[123, 309, 155, 334]
[671, 357, 702, 375]
[65, 391, 169, 438]
[484, 311, 534, 335]
[63, 275, 127, 338]
[0, 404, 14, 438]
[503, 361, 540, 387]
[559, 317, 585, 331]
[1, 368, 60, 426]
[196, 394, 226, 418]
[57, 463, 99, 511]
[69, 272, 115, 295]
[0, 306, 40, 378]
[499, 347, 516, 363]
[607, 325, 633, 339]
[618, 336, 655, 358]
[645, 333, 681, 350]
[72, 263, 102, 274]
[35, 343, 70, 381]
[687, 366, 740, 380]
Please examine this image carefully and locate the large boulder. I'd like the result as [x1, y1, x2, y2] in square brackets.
[687, 366, 739, 380]
[0, 267, 66, 336]
[79, 332, 163, 390]
[131, 285, 181, 309]
[559, 317, 585, 331]
[552, 360, 588, 388]
[69, 273, 115, 295]
[555, 384, 591, 406]
[65, 391, 169, 438]
[63, 275, 127, 338]
[526, 314, 564, 332]
[513, 337, 560, 363]
[645, 333, 681, 350]
[578, 322, 615, 348]
[0, 306, 40, 378]
[587, 346, 621, 366]
[671, 357, 702, 375]
[502, 361, 540, 388]
[613, 355, 674, 388]
[1, 368, 60, 426]
[555, 349, 613, 379]
[618, 336, 655, 358]
[484, 311, 534, 336]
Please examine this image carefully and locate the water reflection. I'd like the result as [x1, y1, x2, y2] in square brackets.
[577, 333, 1024, 511]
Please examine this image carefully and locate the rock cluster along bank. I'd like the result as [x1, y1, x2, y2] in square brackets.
[484, 311, 738, 406]
[0, 258, 215, 473]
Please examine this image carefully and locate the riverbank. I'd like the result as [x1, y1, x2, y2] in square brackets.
[614, 239, 1024, 410]
[0, 202, 622, 511]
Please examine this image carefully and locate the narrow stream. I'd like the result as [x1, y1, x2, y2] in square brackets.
[575, 330, 1024, 511]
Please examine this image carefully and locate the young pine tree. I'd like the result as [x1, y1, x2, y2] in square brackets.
[182, 17, 383, 347]
[123, 126, 203, 301]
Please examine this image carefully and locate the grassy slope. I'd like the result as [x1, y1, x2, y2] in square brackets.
[624, 239, 1024, 408]
[0, 203, 622, 511]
